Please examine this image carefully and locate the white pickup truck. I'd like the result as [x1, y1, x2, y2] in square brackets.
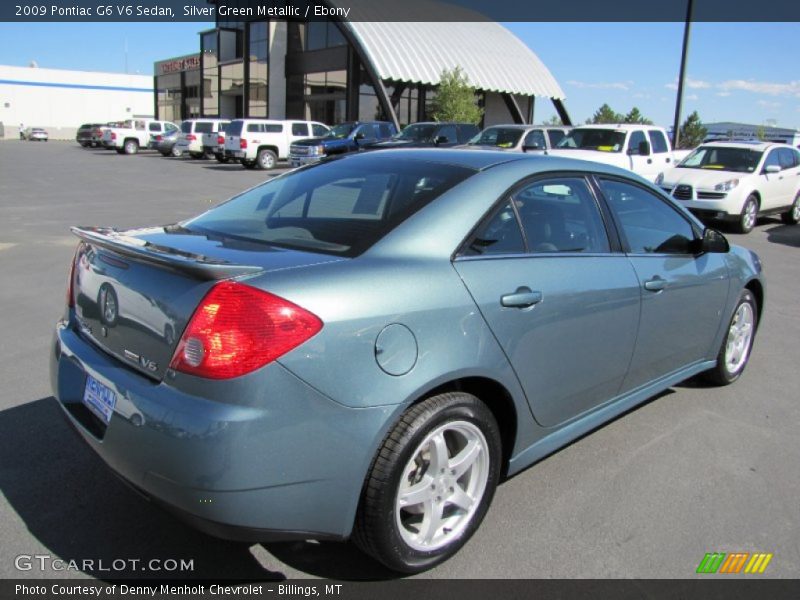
[103, 119, 178, 155]
[546, 124, 691, 182]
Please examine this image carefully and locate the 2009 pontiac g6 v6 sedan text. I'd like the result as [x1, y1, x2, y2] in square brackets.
[51, 149, 764, 573]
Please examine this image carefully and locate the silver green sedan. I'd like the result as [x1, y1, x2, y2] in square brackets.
[51, 149, 763, 573]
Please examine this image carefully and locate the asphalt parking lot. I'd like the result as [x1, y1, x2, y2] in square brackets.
[0, 140, 798, 580]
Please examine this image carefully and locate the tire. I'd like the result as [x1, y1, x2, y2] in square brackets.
[115, 148, 125, 154]
[123, 139, 139, 155]
[256, 148, 277, 170]
[736, 195, 759, 234]
[353, 392, 502, 573]
[703, 289, 758, 386]
[780, 192, 800, 225]
[170, 146, 183, 158]
[242, 160, 257, 170]
[160, 151, 170, 157]
[215, 154, 229, 164]
[189, 152, 204, 159]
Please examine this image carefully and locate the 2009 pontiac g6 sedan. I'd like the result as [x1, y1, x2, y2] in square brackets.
[51, 149, 763, 573]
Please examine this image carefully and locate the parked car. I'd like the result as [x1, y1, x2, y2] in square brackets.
[201, 120, 231, 163]
[53, 149, 763, 574]
[547, 124, 690, 182]
[148, 128, 182, 157]
[465, 124, 571, 153]
[175, 119, 230, 159]
[103, 119, 179, 155]
[76, 123, 103, 147]
[25, 127, 49, 142]
[366, 122, 480, 149]
[224, 119, 330, 170]
[656, 141, 800, 233]
[289, 121, 397, 167]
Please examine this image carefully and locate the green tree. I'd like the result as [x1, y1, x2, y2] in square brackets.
[678, 111, 708, 149]
[540, 115, 563, 126]
[755, 125, 767, 141]
[428, 67, 483, 125]
[587, 103, 624, 124]
[623, 107, 653, 125]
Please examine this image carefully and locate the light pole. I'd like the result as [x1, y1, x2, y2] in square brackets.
[672, 0, 694, 149]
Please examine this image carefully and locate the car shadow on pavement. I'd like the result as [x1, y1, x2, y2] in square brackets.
[0, 397, 284, 581]
[765, 223, 800, 248]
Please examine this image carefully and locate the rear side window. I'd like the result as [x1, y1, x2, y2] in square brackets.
[195, 122, 214, 134]
[598, 178, 695, 254]
[148, 122, 162, 132]
[184, 157, 475, 257]
[265, 124, 283, 133]
[246, 123, 261, 133]
[436, 125, 458, 144]
[648, 130, 669, 154]
[165, 123, 178, 133]
[464, 201, 525, 256]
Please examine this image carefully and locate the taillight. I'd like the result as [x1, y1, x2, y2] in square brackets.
[169, 281, 322, 380]
[66, 246, 80, 308]
[217, 135, 225, 145]
[111, 132, 116, 140]
[239, 139, 247, 149]
[186, 134, 196, 141]
[155, 135, 163, 141]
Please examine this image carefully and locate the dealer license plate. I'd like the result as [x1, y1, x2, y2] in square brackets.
[82, 375, 117, 425]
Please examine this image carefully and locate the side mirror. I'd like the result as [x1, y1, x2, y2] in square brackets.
[764, 164, 781, 174]
[522, 143, 541, 153]
[694, 228, 730, 254]
[434, 135, 449, 145]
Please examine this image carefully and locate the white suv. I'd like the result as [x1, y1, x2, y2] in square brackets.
[657, 141, 800, 233]
[224, 119, 330, 170]
[175, 119, 230, 159]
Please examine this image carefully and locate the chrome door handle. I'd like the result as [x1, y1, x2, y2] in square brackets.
[644, 277, 667, 292]
[501, 287, 543, 308]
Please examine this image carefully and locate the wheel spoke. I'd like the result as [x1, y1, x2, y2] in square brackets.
[398, 475, 434, 508]
[418, 499, 444, 545]
[429, 432, 450, 475]
[447, 485, 475, 511]
[449, 438, 481, 479]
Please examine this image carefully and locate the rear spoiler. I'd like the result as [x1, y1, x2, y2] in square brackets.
[71, 226, 264, 281]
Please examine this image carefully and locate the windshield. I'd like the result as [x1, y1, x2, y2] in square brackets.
[467, 127, 524, 148]
[395, 124, 438, 142]
[678, 146, 763, 173]
[183, 156, 475, 257]
[324, 123, 356, 139]
[556, 129, 626, 152]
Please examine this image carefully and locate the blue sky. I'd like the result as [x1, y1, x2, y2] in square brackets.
[1, 21, 798, 128]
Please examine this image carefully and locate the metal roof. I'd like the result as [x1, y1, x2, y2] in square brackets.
[333, 1, 565, 99]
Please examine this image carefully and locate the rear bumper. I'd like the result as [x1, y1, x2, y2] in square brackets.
[224, 149, 246, 159]
[50, 319, 392, 541]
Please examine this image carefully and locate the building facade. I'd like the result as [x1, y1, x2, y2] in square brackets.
[0, 64, 153, 139]
[154, 1, 569, 128]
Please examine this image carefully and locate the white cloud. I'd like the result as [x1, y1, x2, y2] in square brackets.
[665, 77, 712, 90]
[685, 94, 699, 101]
[718, 79, 800, 97]
[632, 92, 651, 99]
[567, 80, 633, 91]
[757, 100, 782, 108]
[716, 91, 731, 97]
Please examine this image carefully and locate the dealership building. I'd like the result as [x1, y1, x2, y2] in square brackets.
[154, 0, 571, 129]
[0, 64, 153, 139]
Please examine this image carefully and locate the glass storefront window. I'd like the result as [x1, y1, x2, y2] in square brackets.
[286, 70, 347, 124]
[202, 31, 219, 117]
[156, 72, 181, 123]
[220, 62, 245, 118]
[248, 21, 269, 117]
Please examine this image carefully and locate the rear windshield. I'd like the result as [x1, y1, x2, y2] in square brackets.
[227, 121, 244, 136]
[195, 121, 215, 134]
[181, 121, 193, 134]
[183, 156, 475, 257]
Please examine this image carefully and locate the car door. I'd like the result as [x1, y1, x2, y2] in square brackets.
[595, 177, 730, 392]
[355, 124, 378, 146]
[647, 129, 674, 171]
[628, 129, 660, 181]
[454, 175, 641, 427]
[776, 148, 800, 208]
[759, 149, 787, 210]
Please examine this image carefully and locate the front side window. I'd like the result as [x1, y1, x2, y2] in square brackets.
[184, 157, 475, 257]
[436, 125, 458, 143]
[762, 150, 781, 172]
[778, 148, 798, 169]
[628, 130, 647, 155]
[648, 130, 669, 154]
[557, 128, 626, 152]
[522, 130, 546, 150]
[547, 129, 566, 147]
[468, 127, 524, 149]
[514, 178, 610, 253]
[599, 178, 696, 255]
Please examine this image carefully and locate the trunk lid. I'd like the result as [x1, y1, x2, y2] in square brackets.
[71, 226, 342, 381]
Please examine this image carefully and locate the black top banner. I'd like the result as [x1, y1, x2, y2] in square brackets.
[4, 0, 800, 22]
